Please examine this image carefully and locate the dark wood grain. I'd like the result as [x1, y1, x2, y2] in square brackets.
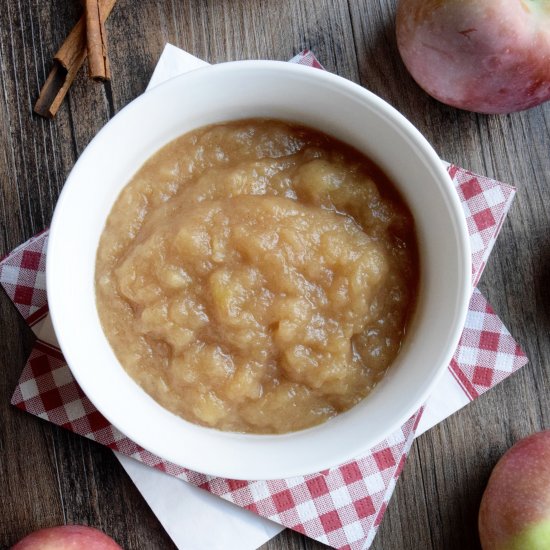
[1, 1, 548, 549]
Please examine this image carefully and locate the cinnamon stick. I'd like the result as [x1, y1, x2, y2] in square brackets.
[85, 0, 111, 81]
[34, 0, 117, 118]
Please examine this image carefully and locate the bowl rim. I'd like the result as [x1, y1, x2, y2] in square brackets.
[47, 59, 472, 479]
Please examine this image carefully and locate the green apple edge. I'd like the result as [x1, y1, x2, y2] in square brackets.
[505, 519, 550, 550]
[523, 0, 550, 16]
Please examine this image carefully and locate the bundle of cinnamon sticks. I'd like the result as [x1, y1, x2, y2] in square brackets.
[35, 0, 117, 118]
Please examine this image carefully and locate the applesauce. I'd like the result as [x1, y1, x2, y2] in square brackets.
[95, 119, 418, 434]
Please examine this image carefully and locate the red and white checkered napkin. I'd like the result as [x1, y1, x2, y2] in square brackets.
[1, 157, 527, 549]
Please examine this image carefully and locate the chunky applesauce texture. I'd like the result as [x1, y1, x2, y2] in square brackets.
[95, 119, 418, 434]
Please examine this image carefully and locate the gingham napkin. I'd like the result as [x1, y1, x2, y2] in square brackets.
[1, 49, 528, 550]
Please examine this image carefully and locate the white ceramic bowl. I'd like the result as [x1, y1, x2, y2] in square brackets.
[47, 61, 471, 480]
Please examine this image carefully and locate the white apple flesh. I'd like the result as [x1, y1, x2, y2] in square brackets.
[396, 0, 550, 114]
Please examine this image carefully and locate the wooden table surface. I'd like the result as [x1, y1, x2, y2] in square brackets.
[1, 1, 548, 549]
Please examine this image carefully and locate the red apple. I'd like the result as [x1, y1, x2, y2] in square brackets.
[11, 525, 122, 550]
[396, 0, 550, 114]
[478, 430, 550, 549]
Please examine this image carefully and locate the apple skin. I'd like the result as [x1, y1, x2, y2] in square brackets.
[11, 525, 122, 550]
[396, 0, 550, 114]
[479, 430, 550, 550]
